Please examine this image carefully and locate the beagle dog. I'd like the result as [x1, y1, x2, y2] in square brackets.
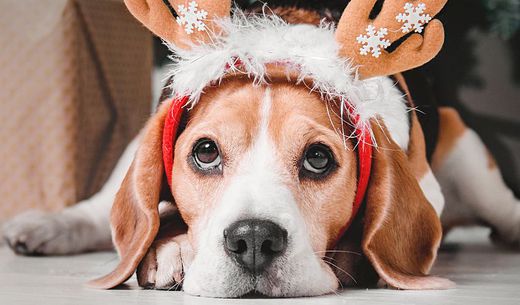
[4, 0, 520, 298]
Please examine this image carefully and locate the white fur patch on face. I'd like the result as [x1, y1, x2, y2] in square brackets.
[182, 87, 338, 297]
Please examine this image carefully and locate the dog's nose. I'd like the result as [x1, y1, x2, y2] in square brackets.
[223, 219, 288, 274]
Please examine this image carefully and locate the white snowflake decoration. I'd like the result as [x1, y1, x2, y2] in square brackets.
[176, 1, 208, 34]
[356, 25, 391, 58]
[396, 2, 432, 33]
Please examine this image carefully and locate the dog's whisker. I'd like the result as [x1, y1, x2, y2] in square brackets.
[332, 272, 345, 294]
[321, 255, 339, 263]
[167, 280, 183, 292]
[327, 280, 342, 297]
[166, 273, 185, 291]
[323, 260, 358, 285]
[315, 250, 362, 256]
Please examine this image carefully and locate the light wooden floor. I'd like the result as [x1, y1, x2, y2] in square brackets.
[0, 227, 519, 305]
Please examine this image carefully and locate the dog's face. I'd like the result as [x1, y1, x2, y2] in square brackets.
[171, 78, 356, 296]
[90, 75, 451, 297]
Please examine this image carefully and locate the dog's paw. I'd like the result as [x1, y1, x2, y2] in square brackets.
[489, 209, 520, 250]
[2, 210, 74, 255]
[490, 226, 520, 250]
[137, 234, 194, 290]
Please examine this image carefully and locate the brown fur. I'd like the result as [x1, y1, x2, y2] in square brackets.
[394, 73, 431, 180]
[360, 120, 451, 289]
[332, 119, 452, 289]
[431, 107, 468, 171]
[433, 107, 497, 171]
[89, 101, 171, 288]
[487, 150, 498, 170]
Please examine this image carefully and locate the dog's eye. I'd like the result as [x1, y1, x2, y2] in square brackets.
[192, 139, 221, 170]
[301, 144, 334, 176]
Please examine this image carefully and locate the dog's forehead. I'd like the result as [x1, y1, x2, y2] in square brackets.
[187, 78, 342, 138]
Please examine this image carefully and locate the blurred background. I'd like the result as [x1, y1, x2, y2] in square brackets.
[0, 0, 518, 225]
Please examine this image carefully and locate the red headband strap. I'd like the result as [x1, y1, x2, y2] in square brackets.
[162, 96, 372, 239]
[332, 105, 373, 244]
[162, 96, 189, 187]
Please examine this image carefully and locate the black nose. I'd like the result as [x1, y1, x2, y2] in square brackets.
[224, 219, 288, 274]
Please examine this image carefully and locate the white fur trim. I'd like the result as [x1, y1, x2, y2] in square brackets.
[165, 10, 410, 149]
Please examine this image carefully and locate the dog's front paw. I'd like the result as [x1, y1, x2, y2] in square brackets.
[137, 234, 194, 290]
[2, 210, 67, 255]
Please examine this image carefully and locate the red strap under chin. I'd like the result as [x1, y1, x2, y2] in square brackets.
[162, 96, 372, 238]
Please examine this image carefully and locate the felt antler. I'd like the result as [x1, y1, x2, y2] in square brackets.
[124, 0, 231, 48]
[336, 0, 448, 79]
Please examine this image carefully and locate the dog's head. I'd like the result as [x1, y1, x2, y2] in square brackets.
[90, 0, 452, 297]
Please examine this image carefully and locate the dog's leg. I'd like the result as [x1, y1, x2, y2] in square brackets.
[136, 212, 192, 290]
[2, 137, 139, 255]
[137, 233, 194, 290]
[433, 108, 520, 247]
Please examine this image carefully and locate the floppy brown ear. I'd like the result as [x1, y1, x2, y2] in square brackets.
[88, 102, 171, 289]
[362, 119, 453, 289]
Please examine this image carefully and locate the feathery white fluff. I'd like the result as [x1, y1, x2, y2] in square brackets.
[164, 10, 410, 149]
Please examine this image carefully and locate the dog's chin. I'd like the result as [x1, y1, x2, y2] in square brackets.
[182, 256, 339, 298]
[253, 258, 339, 297]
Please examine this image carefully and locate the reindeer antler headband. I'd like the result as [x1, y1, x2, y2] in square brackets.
[126, 0, 447, 234]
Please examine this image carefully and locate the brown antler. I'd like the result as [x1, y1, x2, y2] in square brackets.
[125, 0, 231, 49]
[336, 0, 448, 79]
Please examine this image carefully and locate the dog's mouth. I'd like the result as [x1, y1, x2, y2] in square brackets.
[218, 256, 337, 298]
[182, 226, 339, 297]
[239, 292, 274, 298]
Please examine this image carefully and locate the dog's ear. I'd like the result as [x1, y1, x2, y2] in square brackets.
[88, 102, 171, 289]
[361, 119, 453, 290]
